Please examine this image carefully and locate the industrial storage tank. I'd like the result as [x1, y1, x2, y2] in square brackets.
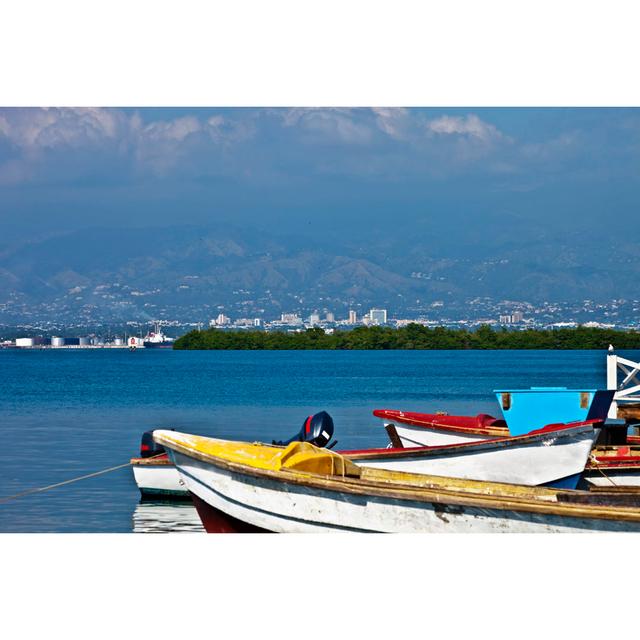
[78, 337, 89, 346]
[113, 338, 124, 346]
[15, 337, 35, 347]
[51, 337, 65, 347]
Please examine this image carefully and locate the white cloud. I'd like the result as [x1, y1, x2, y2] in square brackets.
[281, 108, 373, 144]
[371, 107, 411, 139]
[206, 115, 254, 144]
[0, 108, 125, 151]
[427, 114, 503, 142]
[0, 109, 260, 181]
[139, 116, 201, 143]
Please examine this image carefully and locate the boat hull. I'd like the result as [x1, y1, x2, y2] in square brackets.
[166, 448, 640, 533]
[374, 409, 507, 447]
[584, 472, 640, 488]
[131, 459, 189, 498]
[349, 425, 597, 487]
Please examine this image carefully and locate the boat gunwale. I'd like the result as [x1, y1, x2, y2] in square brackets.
[130, 455, 173, 466]
[153, 432, 640, 524]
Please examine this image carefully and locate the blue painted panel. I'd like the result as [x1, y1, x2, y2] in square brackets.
[542, 473, 582, 490]
[493, 388, 614, 436]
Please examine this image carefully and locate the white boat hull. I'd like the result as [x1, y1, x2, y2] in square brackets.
[358, 428, 596, 486]
[584, 472, 640, 488]
[132, 463, 188, 497]
[168, 449, 640, 533]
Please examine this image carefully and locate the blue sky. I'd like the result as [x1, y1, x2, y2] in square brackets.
[0, 107, 638, 244]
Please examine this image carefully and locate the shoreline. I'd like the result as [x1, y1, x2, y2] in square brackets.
[173, 324, 640, 351]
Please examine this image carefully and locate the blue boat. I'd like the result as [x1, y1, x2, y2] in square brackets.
[494, 387, 615, 436]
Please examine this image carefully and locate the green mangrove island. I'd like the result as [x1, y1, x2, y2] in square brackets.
[173, 324, 640, 350]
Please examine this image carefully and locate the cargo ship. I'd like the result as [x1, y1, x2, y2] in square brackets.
[143, 323, 175, 349]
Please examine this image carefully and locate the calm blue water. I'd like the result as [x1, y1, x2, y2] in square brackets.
[0, 348, 633, 533]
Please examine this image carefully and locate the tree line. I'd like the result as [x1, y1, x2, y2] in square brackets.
[173, 324, 640, 350]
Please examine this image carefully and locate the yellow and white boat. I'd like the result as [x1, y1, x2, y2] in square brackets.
[153, 430, 640, 533]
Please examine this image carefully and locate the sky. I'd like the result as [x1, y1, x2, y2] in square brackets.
[0, 107, 639, 245]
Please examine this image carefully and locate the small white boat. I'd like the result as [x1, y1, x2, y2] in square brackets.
[346, 421, 598, 488]
[153, 431, 640, 533]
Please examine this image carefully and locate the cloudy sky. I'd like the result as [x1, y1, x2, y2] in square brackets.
[1, 107, 639, 244]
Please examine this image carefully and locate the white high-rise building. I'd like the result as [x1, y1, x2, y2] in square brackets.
[281, 313, 302, 325]
[309, 312, 321, 325]
[325, 312, 335, 322]
[369, 308, 387, 325]
[348, 310, 357, 324]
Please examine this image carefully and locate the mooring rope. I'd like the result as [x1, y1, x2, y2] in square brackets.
[589, 453, 617, 487]
[0, 451, 172, 505]
[0, 461, 134, 504]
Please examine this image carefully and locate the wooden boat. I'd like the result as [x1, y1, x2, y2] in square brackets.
[376, 388, 615, 447]
[344, 421, 598, 488]
[373, 409, 508, 446]
[131, 435, 640, 495]
[153, 430, 640, 533]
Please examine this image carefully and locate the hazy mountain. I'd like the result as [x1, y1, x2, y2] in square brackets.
[0, 221, 638, 324]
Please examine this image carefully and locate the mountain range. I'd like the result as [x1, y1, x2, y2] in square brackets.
[0, 220, 638, 323]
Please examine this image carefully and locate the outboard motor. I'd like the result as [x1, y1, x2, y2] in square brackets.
[140, 430, 167, 458]
[273, 411, 337, 449]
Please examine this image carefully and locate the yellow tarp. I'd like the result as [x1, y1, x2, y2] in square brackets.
[155, 432, 361, 477]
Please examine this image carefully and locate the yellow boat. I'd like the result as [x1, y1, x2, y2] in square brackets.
[153, 430, 640, 533]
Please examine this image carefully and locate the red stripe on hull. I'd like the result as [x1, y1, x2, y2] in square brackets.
[189, 492, 269, 533]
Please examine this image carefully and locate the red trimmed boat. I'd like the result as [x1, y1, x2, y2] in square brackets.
[373, 409, 508, 447]
[375, 388, 614, 447]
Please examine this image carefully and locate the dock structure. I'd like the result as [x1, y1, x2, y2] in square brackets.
[607, 347, 640, 420]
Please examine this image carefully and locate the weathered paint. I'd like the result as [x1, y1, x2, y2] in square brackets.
[344, 422, 597, 487]
[154, 430, 640, 533]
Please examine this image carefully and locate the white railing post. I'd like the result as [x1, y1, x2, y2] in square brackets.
[607, 346, 618, 419]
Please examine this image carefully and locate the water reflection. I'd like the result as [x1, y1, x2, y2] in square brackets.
[132, 501, 205, 533]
